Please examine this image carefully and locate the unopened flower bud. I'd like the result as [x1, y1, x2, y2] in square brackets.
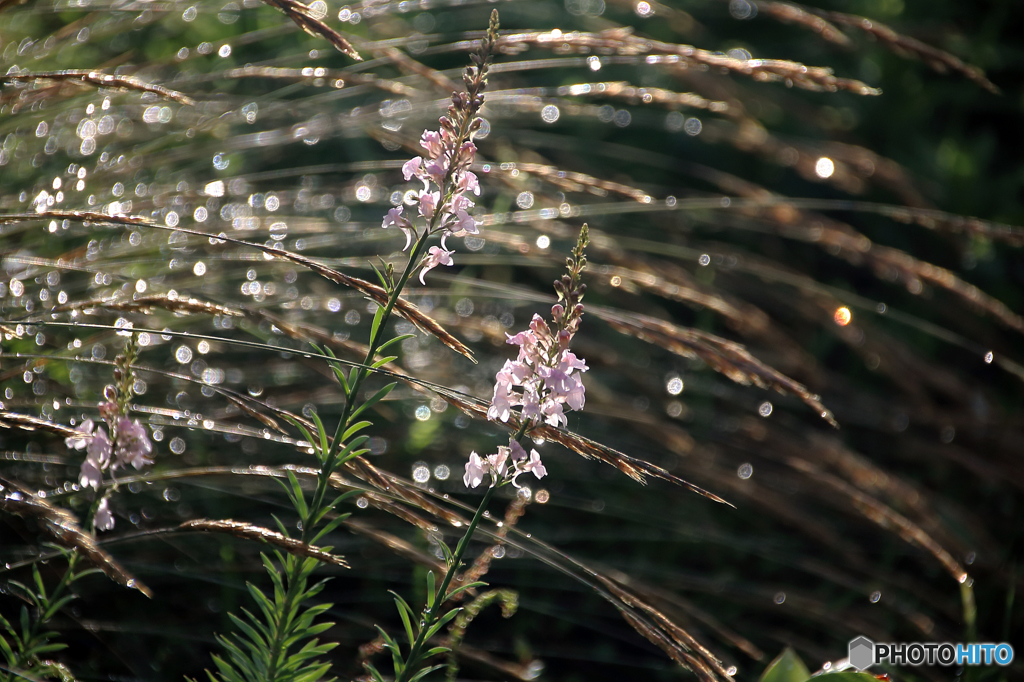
[551, 303, 564, 321]
[103, 385, 117, 402]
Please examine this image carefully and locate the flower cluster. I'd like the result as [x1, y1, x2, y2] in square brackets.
[488, 226, 590, 430]
[464, 439, 547, 489]
[489, 314, 588, 428]
[384, 126, 482, 284]
[381, 13, 496, 285]
[464, 225, 591, 490]
[65, 336, 153, 531]
[66, 402, 154, 492]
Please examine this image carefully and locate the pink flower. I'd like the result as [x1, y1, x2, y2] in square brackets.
[451, 193, 475, 213]
[418, 191, 440, 219]
[86, 425, 112, 466]
[464, 451, 487, 488]
[487, 447, 509, 478]
[402, 156, 422, 181]
[458, 140, 477, 166]
[424, 159, 447, 187]
[458, 171, 480, 196]
[541, 398, 567, 428]
[79, 456, 103, 491]
[94, 497, 115, 531]
[452, 209, 479, 235]
[520, 387, 542, 422]
[463, 448, 510, 488]
[65, 419, 96, 451]
[420, 130, 443, 158]
[382, 206, 407, 229]
[564, 374, 586, 411]
[513, 448, 547, 487]
[115, 417, 153, 470]
[418, 245, 454, 285]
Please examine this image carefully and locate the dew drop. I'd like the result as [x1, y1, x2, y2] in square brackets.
[175, 345, 193, 363]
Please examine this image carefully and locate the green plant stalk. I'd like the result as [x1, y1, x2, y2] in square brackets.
[395, 482, 498, 682]
[263, 158, 460, 679]
[257, 29, 493, 675]
[262, 553, 311, 682]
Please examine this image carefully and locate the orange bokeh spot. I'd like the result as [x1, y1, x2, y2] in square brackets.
[834, 307, 852, 326]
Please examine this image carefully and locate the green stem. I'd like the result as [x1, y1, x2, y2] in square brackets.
[396, 482, 498, 682]
[263, 554, 308, 682]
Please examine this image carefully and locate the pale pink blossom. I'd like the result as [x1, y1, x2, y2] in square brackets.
[420, 130, 443, 158]
[382, 206, 407, 229]
[513, 448, 547, 487]
[65, 419, 96, 451]
[541, 399, 567, 428]
[452, 210, 479, 235]
[402, 157, 422, 181]
[464, 451, 487, 488]
[86, 426, 112, 466]
[115, 417, 153, 470]
[418, 191, 440, 219]
[458, 171, 480, 196]
[451, 193, 475, 213]
[419, 245, 454, 284]
[94, 497, 115, 531]
[487, 447, 509, 478]
[463, 448, 509, 488]
[79, 456, 103, 491]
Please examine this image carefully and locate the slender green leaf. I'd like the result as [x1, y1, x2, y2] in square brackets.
[370, 303, 386, 342]
[442, 581, 488, 602]
[426, 571, 436, 609]
[371, 355, 398, 369]
[376, 333, 415, 355]
[348, 382, 398, 422]
[760, 647, 812, 682]
[342, 420, 373, 441]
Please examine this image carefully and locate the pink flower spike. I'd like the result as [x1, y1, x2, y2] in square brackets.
[464, 451, 487, 488]
[419, 245, 454, 285]
[402, 156, 423, 181]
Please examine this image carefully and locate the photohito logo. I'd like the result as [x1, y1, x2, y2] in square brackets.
[848, 637, 1014, 671]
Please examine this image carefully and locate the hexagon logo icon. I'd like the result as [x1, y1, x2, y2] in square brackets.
[848, 636, 875, 671]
